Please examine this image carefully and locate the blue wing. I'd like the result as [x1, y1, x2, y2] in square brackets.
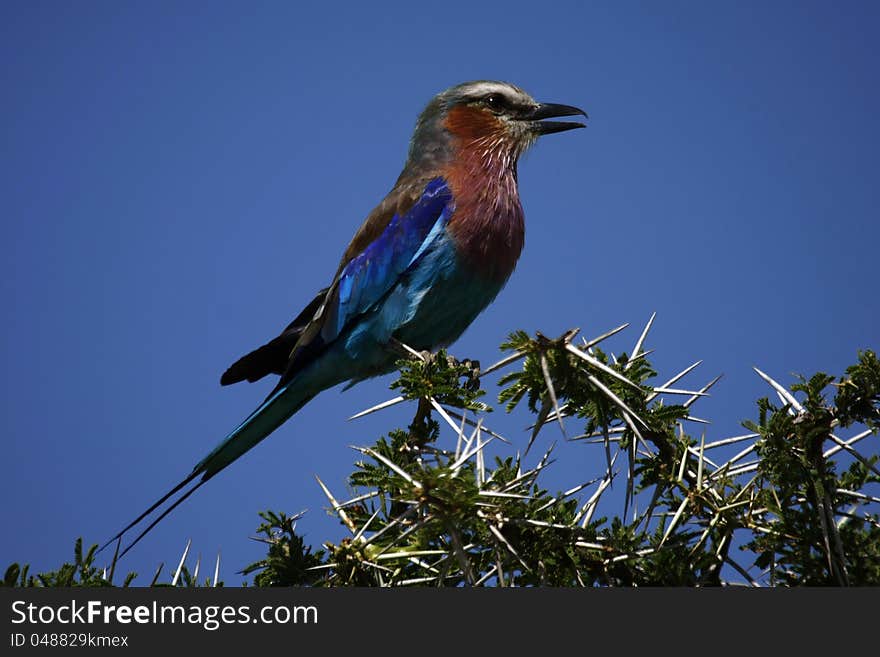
[319, 177, 454, 344]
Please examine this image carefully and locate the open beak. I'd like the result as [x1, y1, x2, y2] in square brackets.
[523, 102, 588, 135]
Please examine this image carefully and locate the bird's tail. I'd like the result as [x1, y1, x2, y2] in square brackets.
[101, 379, 319, 561]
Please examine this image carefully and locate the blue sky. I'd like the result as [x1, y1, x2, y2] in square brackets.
[2, 1, 877, 583]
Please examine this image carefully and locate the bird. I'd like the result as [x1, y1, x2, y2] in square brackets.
[105, 80, 587, 558]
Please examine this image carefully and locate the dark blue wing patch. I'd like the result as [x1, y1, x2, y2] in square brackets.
[321, 177, 453, 343]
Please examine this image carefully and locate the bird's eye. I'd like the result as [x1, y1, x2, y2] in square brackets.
[483, 94, 507, 110]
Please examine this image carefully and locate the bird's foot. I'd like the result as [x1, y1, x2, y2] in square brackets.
[389, 338, 481, 389]
[389, 338, 477, 366]
[447, 354, 480, 379]
[442, 354, 481, 391]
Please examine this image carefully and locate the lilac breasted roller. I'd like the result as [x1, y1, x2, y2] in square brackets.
[107, 80, 587, 557]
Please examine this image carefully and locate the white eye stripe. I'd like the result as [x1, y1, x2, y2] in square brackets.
[460, 81, 531, 104]
[466, 82, 512, 96]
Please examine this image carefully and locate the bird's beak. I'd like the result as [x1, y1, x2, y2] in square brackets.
[522, 102, 588, 135]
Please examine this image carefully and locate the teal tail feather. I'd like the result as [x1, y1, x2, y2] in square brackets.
[193, 382, 317, 479]
[101, 378, 319, 560]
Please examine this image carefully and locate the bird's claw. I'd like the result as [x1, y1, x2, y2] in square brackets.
[446, 355, 481, 391]
[390, 339, 477, 368]
[452, 356, 480, 377]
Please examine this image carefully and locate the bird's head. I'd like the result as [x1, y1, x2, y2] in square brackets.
[406, 80, 587, 173]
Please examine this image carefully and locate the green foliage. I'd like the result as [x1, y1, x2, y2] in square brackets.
[834, 350, 880, 430]
[240, 511, 325, 586]
[5, 327, 877, 586]
[2, 538, 136, 587]
[392, 349, 487, 412]
[742, 355, 880, 585]
[239, 328, 878, 586]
